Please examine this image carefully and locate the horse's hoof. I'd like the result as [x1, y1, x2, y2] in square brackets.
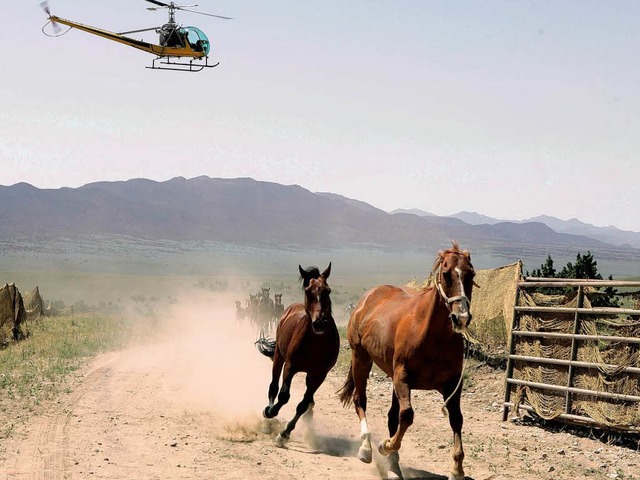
[377, 439, 392, 456]
[263, 406, 274, 419]
[388, 451, 403, 480]
[387, 470, 403, 480]
[447, 474, 464, 480]
[275, 432, 289, 448]
[357, 445, 372, 464]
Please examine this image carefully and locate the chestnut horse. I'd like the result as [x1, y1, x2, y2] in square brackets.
[338, 244, 475, 480]
[256, 263, 339, 446]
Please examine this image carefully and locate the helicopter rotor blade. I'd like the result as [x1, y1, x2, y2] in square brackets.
[177, 7, 233, 20]
[145, 0, 171, 7]
[118, 26, 163, 35]
[40, 1, 51, 16]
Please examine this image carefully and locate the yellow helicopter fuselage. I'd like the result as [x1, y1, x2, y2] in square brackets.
[49, 15, 205, 59]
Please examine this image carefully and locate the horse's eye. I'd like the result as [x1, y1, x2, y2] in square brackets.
[443, 270, 452, 282]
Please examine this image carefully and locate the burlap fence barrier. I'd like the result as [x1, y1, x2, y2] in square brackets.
[23, 286, 45, 322]
[0, 283, 28, 346]
[468, 261, 522, 353]
[511, 291, 640, 429]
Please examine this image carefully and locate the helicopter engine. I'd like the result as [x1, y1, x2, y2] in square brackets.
[158, 23, 183, 47]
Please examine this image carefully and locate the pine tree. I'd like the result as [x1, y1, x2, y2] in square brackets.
[529, 251, 618, 307]
[528, 254, 555, 278]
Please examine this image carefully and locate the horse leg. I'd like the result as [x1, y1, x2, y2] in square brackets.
[276, 374, 324, 447]
[352, 350, 373, 463]
[265, 362, 295, 420]
[386, 389, 403, 480]
[443, 376, 465, 480]
[263, 349, 285, 418]
[379, 366, 412, 456]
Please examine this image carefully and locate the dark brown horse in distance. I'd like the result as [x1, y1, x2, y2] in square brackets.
[339, 244, 476, 480]
[273, 293, 285, 320]
[256, 263, 339, 446]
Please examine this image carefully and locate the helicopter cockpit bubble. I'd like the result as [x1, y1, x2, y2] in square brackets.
[183, 26, 210, 55]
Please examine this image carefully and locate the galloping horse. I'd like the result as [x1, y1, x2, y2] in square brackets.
[248, 294, 259, 325]
[259, 287, 275, 328]
[256, 263, 339, 446]
[339, 244, 475, 480]
[273, 293, 285, 320]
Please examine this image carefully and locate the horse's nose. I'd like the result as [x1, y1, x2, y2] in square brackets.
[451, 311, 471, 330]
[313, 316, 328, 333]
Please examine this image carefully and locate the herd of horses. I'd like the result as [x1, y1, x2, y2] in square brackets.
[235, 287, 285, 332]
[254, 243, 476, 480]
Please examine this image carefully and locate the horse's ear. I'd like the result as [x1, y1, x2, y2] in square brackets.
[462, 250, 471, 260]
[322, 262, 332, 279]
[299, 264, 307, 280]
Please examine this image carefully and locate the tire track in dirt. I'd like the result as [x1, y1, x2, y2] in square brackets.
[3, 352, 120, 480]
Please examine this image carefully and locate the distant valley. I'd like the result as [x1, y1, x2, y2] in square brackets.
[1, 176, 639, 277]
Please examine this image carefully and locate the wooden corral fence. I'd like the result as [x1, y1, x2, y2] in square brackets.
[502, 278, 640, 432]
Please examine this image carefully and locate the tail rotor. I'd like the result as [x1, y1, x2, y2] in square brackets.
[41, 1, 64, 36]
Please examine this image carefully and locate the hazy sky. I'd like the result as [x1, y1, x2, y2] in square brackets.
[3, 1, 640, 231]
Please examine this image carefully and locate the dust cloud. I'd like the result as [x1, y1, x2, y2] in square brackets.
[122, 290, 274, 429]
[119, 288, 360, 459]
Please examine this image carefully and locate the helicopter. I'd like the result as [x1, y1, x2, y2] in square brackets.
[41, 0, 232, 72]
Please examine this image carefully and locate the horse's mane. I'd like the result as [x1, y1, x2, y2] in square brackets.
[431, 241, 464, 272]
[299, 266, 321, 288]
[407, 242, 466, 292]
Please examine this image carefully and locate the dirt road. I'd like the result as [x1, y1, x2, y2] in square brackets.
[2, 305, 638, 480]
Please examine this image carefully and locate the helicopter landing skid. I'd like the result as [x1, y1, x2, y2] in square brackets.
[147, 56, 220, 72]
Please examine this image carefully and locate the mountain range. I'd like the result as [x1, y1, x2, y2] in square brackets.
[0, 177, 638, 264]
[390, 209, 640, 250]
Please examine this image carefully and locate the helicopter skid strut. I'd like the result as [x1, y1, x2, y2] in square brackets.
[147, 55, 219, 72]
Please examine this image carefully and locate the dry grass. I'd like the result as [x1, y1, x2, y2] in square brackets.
[0, 314, 146, 442]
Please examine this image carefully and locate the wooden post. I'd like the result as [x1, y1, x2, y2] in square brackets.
[565, 285, 584, 415]
[502, 285, 521, 421]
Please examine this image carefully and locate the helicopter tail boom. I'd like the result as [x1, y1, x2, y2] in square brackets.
[47, 15, 206, 59]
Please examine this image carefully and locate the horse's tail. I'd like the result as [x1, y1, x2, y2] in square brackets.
[337, 361, 355, 407]
[254, 330, 276, 359]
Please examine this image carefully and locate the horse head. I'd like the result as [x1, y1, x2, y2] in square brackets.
[274, 293, 283, 306]
[249, 294, 258, 307]
[433, 243, 475, 333]
[298, 262, 333, 334]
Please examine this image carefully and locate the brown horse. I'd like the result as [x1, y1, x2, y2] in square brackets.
[247, 294, 259, 325]
[273, 293, 285, 320]
[256, 263, 339, 446]
[338, 244, 475, 480]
